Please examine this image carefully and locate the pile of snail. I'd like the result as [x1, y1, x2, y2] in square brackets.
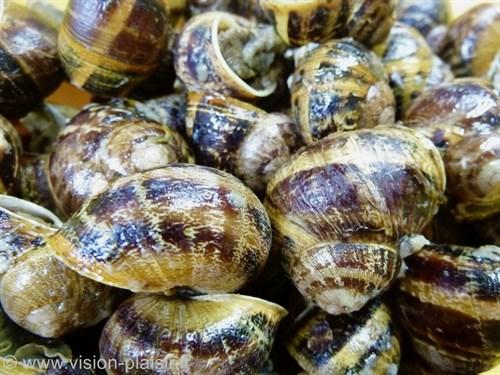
[0, 0, 498, 374]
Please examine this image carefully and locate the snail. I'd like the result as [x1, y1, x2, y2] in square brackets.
[404, 78, 500, 221]
[48, 102, 193, 218]
[396, 0, 450, 38]
[100, 293, 287, 375]
[0, 115, 22, 195]
[290, 38, 396, 144]
[186, 92, 304, 196]
[265, 126, 446, 315]
[287, 300, 400, 375]
[397, 242, 500, 374]
[374, 22, 453, 116]
[174, 11, 286, 99]
[260, 0, 395, 47]
[10, 0, 69, 30]
[58, 0, 169, 97]
[48, 164, 272, 294]
[0, 2, 63, 119]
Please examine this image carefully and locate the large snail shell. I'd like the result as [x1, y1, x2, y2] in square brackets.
[100, 293, 287, 375]
[48, 102, 193, 218]
[287, 300, 400, 375]
[17, 153, 56, 212]
[397, 243, 500, 374]
[58, 0, 168, 97]
[290, 38, 396, 144]
[48, 164, 272, 294]
[175, 12, 284, 99]
[396, 0, 450, 37]
[265, 126, 446, 314]
[186, 92, 304, 196]
[0, 115, 22, 195]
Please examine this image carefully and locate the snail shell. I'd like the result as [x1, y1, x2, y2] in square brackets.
[58, 0, 168, 97]
[290, 38, 396, 144]
[265, 126, 446, 314]
[48, 102, 193, 218]
[397, 243, 500, 374]
[396, 0, 450, 37]
[287, 300, 400, 375]
[48, 164, 272, 294]
[100, 293, 287, 375]
[0, 115, 22, 195]
[174, 12, 285, 99]
[186, 92, 304, 196]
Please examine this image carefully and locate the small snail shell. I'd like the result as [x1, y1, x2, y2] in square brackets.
[0, 3, 63, 119]
[396, 0, 450, 38]
[374, 22, 453, 116]
[142, 93, 187, 135]
[100, 293, 287, 375]
[186, 92, 304, 196]
[287, 300, 400, 375]
[265, 126, 446, 314]
[397, 243, 500, 374]
[48, 102, 193, 218]
[290, 38, 395, 144]
[0, 115, 22, 195]
[175, 12, 285, 99]
[58, 0, 168, 97]
[48, 164, 272, 294]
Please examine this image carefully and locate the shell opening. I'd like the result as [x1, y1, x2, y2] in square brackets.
[0, 195, 62, 228]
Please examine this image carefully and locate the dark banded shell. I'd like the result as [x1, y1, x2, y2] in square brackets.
[0, 116, 22, 195]
[48, 102, 193, 218]
[100, 293, 286, 375]
[397, 243, 500, 374]
[290, 38, 395, 144]
[287, 300, 400, 375]
[396, 0, 450, 37]
[58, 0, 168, 97]
[265, 126, 446, 314]
[186, 92, 304, 196]
[49, 164, 272, 294]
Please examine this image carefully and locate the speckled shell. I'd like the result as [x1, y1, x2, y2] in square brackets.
[404, 79, 500, 221]
[142, 93, 187, 135]
[49, 164, 272, 294]
[0, 4, 63, 119]
[100, 293, 287, 375]
[290, 38, 396, 144]
[396, 0, 450, 37]
[174, 12, 283, 99]
[58, 0, 168, 97]
[48, 103, 193, 218]
[374, 22, 453, 116]
[265, 126, 446, 314]
[397, 243, 500, 374]
[186, 92, 304, 196]
[287, 300, 400, 375]
[0, 115, 22, 195]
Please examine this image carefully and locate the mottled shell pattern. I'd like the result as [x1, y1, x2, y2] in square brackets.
[48, 102, 193, 218]
[404, 78, 500, 221]
[290, 38, 396, 144]
[396, 0, 450, 37]
[265, 126, 446, 315]
[398, 243, 500, 374]
[0, 115, 22, 195]
[100, 293, 287, 375]
[49, 164, 272, 294]
[288, 300, 400, 375]
[186, 92, 304, 195]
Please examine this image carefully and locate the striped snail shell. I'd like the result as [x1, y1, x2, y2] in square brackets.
[290, 38, 396, 144]
[48, 164, 272, 294]
[397, 243, 500, 374]
[0, 115, 22, 195]
[58, 0, 168, 97]
[265, 126, 446, 315]
[287, 300, 400, 375]
[186, 92, 304, 196]
[48, 102, 193, 218]
[396, 0, 450, 38]
[174, 11, 285, 99]
[404, 78, 500, 221]
[100, 293, 287, 375]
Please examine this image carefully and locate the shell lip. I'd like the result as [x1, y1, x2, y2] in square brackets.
[0, 194, 62, 228]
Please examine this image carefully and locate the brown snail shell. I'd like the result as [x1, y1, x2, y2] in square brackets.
[186, 92, 304, 196]
[404, 78, 500, 221]
[48, 102, 193, 218]
[0, 115, 22, 195]
[100, 293, 287, 375]
[48, 164, 272, 294]
[58, 0, 168, 97]
[290, 38, 396, 144]
[174, 12, 285, 99]
[397, 243, 500, 374]
[396, 0, 450, 38]
[287, 300, 400, 375]
[265, 126, 446, 315]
